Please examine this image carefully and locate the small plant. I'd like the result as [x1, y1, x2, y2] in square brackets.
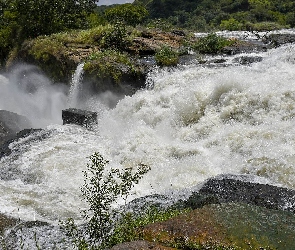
[193, 33, 236, 54]
[62, 152, 150, 249]
[155, 46, 179, 66]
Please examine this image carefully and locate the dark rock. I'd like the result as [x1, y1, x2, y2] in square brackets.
[191, 175, 295, 212]
[222, 41, 267, 55]
[0, 128, 44, 159]
[233, 55, 263, 65]
[0, 110, 32, 146]
[171, 30, 186, 37]
[265, 34, 295, 47]
[62, 108, 97, 128]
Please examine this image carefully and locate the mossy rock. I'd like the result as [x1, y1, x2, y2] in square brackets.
[139, 202, 295, 249]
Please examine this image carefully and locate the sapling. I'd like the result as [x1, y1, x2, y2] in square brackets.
[62, 152, 150, 249]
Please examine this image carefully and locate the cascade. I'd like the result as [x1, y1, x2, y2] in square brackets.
[68, 63, 85, 108]
[1, 31, 295, 248]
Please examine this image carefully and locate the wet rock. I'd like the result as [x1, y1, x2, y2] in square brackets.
[0, 110, 32, 146]
[62, 108, 97, 128]
[233, 55, 263, 65]
[194, 175, 295, 212]
[139, 202, 295, 249]
[265, 34, 295, 47]
[222, 41, 267, 55]
[110, 240, 176, 250]
[0, 128, 45, 159]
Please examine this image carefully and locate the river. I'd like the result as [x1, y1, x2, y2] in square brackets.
[0, 31, 295, 229]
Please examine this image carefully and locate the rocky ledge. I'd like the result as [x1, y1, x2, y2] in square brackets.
[6, 29, 295, 97]
[111, 175, 295, 250]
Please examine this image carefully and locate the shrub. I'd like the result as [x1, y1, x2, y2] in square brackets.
[84, 49, 135, 82]
[101, 22, 130, 50]
[155, 46, 179, 66]
[193, 33, 236, 54]
[62, 152, 150, 249]
[104, 3, 148, 27]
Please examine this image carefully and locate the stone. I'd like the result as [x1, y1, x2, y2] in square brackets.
[139, 202, 295, 249]
[110, 240, 176, 250]
[0, 110, 32, 146]
[62, 108, 97, 128]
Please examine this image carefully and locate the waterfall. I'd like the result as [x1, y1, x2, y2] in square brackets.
[68, 62, 85, 108]
[1, 39, 295, 225]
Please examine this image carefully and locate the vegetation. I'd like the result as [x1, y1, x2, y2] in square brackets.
[133, 0, 295, 31]
[192, 33, 238, 54]
[0, 0, 98, 63]
[155, 46, 179, 66]
[61, 152, 151, 249]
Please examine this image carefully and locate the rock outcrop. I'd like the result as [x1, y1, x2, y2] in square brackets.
[0, 110, 32, 146]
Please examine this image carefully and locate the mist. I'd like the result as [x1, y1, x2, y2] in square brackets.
[0, 63, 125, 128]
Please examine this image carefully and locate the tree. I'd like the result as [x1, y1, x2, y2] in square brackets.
[0, 0, 98, 63]
[104, 3, 148, 26]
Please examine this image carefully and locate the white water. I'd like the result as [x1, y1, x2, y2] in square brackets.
[68, 62, 85, 108]
[1, 42, 295, 224]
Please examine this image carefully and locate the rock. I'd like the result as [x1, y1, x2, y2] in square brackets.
[233, 55, 263, 65]
[0, 214, 18, 235]
[0, 110, 32, 146]
[139, 202, 295, 249]
[265, 34, 295, 47]
[110, 240, 176, 250]
[62, 108, 97, 128]
[193, 175, 295, 212]
[222, 40, 267, 55]
[0, 128, 44, 160]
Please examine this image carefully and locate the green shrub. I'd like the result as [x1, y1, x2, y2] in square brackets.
[220, 18, 243, 31]
[193, 33, 236, 54]
[100, 22, 130, 50]
[62, 152, 150, 249]
[155, 46, 179, 66]
[84, 49, 135, 82]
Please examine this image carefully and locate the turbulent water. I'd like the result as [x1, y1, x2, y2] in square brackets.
[1, 37, 295, 226]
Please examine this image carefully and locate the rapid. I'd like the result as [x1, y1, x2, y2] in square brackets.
[1, 35, 295, 227]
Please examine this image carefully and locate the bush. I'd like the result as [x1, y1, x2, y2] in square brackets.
[62, 152, 150, 249]
[84, 49, 135, 82]
[104, 3, 148, 27]
[101, 22, 130, 50]
[155, 46, 179, 66]
[193, 33, 236, 54]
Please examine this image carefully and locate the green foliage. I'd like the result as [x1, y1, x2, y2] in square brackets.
[193, 33, 236, 54]
[133, 0, 295, 30]
[62, 152, 150, 249]
[220, 18, 243, 31]
[101, 23, 129, 50]
[104, 3, 148, 27]
[0, 0, 98, 62]
[84, 50, 135, 82]
[155, 46, 179, 66]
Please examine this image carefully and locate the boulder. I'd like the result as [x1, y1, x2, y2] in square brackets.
[62, 108, 97, 128]
[0, 110, 32, 146]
